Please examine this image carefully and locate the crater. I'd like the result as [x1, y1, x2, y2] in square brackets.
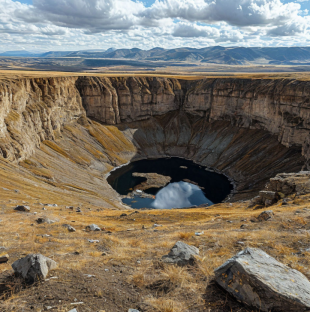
[0, 76, 308, 209]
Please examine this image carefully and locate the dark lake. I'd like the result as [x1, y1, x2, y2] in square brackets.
[107, 158, 233, 209]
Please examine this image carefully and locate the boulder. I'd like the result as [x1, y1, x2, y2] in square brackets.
[215, 248, 310, 312]
[259, 191, 278, 206]
[12, 254, 57, 282]
[85, 224, 101, 232]
[257, 210, 274, 221]
[162, 241, 199, 266]
[14, 205, 30, 212]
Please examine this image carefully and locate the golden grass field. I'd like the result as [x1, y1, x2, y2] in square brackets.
[2, 69, 310, 81]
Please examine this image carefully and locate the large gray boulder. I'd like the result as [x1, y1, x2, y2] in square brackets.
[215, 248, 310, 312]
[162, 241, 199, 266]
[12, 254, 57, 282]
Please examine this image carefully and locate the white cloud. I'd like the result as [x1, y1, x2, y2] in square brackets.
[17, 0, 145, 33]
[141, 0, 301, 27]
[172, 22, 220, 38]
[0, 0, 309, 51]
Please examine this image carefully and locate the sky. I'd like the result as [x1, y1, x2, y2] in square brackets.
[1, 0, 310, 52]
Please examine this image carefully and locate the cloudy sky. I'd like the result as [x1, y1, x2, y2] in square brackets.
[1, 0, 309, 52]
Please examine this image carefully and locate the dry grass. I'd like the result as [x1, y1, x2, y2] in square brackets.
[1, 194, 310, 311]
[178, 232, 194, 240]
[2, 69, 310, 81]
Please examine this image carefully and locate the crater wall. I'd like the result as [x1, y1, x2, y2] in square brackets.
[0, 76, 309, 201]
[77, 77, 310, 162]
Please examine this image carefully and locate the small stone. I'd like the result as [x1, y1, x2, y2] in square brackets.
[236, 241, 245, 245]
[0, 254, 9, 263]
[128, 309, 140, 312]
[14, 205, 30, 212]
[85, 224, 101, 232]
[195, 231, 204, 236]
[36, 218, 55, 225]
[257, 210, 274, 222]
[63, 224, 76, 232]
[88, 240, 99, 243]
[240, 224, 248, 229]
[68, 309, 78, 312]
[162, 241, 199, 266]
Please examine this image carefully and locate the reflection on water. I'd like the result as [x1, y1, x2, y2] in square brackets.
[122, 181, 213, 209]
[108, 157, 233, 210]
[152, 181, 213, 209]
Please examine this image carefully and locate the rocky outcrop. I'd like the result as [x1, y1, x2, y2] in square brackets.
[250, 171, 310, 207]
[215, 248, 310, 312]
[270, 171, 310, 195]
[132, 172, 171, 191]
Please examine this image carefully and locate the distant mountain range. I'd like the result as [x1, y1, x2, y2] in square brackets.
[2, 46, 310, 65]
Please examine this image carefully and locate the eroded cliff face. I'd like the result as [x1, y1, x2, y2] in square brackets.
[76, 77, 183, 124]
[184, 79, 310, 161]
[0, 77, 84, 161]
[0, 75, 309, 203]
[77, 77, 310, 162]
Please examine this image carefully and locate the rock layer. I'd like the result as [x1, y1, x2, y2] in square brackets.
[77, 77, 310, 163]
[0, 77, 84, 161]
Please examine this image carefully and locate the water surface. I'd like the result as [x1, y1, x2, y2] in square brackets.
[107, 158, 233, 209]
